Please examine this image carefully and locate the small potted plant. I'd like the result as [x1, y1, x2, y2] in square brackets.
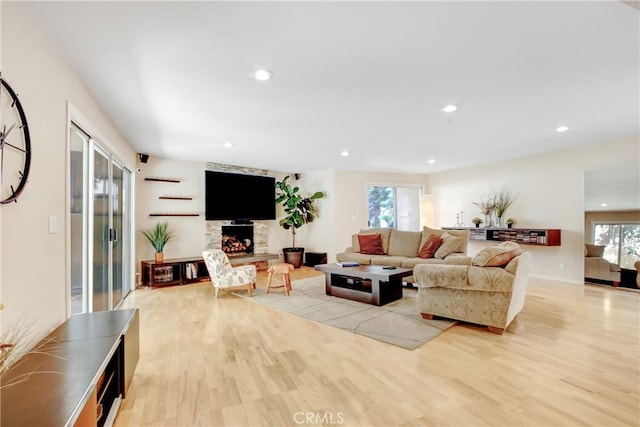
[506, 218, 515, 229]
[275, 175, 325, 268]
[472, 217, 483, 228]
[142, 221, 174, 263]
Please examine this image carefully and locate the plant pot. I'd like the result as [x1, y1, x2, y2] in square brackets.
[283, 247, 304, 268]
[507, 224, 513, 229]
[155, 252, 164, 263]
[474, 223, 480, 228]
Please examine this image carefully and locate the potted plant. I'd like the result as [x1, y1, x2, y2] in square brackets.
[506, 218, 515, 229]
[275, 175, 324, 268]
[142, 221, 174, 263]
[472, 217, 483, 228]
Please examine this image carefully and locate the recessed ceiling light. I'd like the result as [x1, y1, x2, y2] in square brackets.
[223, 141, 234, 148]
[254, 69, 273, 81]
[427, 159, 436, 164]
[441, 105, 457, 113]
[600, 203, 608, 207]
[340, 150, 349, 157]
[556, 125, 569, 133]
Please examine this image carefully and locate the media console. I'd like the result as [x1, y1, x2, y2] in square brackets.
[0, 309, 139, 427]
[141, 253, 280, 288]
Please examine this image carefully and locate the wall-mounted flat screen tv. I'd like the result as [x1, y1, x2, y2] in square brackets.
[205, 170, 276, 220]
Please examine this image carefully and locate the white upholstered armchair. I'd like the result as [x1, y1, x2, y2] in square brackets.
[202, 249, 257, 297]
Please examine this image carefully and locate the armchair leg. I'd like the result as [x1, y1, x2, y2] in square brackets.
[215, 287, 221, 298]
[247, 283, 253, 297]
[487, 326, 505, 335]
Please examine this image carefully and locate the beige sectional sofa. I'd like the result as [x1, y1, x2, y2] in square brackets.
[413, 246, 531, 334]
[336, 227, 472, 272]
[584, 243, 620, 283]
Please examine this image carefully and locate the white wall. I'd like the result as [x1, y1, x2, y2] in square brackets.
[332, 171, 427, 260]
[426, 137, 639, 284]
[0, 1, 3, 331]
[1, 3, 135, 333]
[135, 156, 208, 264]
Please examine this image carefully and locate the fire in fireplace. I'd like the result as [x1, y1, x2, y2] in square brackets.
[221, 225, 254, 255]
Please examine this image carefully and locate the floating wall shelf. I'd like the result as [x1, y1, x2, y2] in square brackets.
[159, 196, 193, 200]
[144, 177, 181, 183]
[149, 213, 200, 217]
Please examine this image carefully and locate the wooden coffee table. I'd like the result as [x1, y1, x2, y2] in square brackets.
[314, 263, 413, 306]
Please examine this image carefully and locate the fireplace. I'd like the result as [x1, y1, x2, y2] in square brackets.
[221, 225, 254, 255]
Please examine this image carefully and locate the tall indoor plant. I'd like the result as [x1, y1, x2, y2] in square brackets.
[275, 175, 324, 268]
[142, 221, 174, 263]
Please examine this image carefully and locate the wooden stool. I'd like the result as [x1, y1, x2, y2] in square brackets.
[266, 263, 294, 295]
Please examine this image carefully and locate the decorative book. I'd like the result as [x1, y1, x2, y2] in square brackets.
[336, 262, 359, 267]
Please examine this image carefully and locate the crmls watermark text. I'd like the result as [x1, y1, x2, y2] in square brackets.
[293, 411, 345, 425]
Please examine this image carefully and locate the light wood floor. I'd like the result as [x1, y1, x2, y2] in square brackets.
[115, 267, 640, 427]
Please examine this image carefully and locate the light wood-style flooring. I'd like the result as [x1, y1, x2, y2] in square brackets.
[115, 267, 640, 426]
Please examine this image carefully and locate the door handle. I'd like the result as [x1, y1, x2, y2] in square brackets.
[109, 228, 118, 242]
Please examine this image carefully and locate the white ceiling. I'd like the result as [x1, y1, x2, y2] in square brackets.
[28, 1, 639, 179]
[584, 164, 640, 212]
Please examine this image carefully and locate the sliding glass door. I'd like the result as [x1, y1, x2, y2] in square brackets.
[69, 123, 132, 315]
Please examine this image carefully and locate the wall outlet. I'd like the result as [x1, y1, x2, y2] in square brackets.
[559, 262, 566, 271]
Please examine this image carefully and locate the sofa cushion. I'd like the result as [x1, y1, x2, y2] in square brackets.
[370, 255, 408, 266]
[336, 251, 374, 265]
[434, 233, 463, 259]
[402, 256, 472, 269]
[358, 233, 385, 255]
[418, 234, 443, 258]
[472, 242, 522, 267]
[420, 227, 469, 254]
[352, 228, 392, 253]
[585, 243, 605, 257]
[388, 230, 422, 257]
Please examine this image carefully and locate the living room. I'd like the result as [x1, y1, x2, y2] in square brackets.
[1, 1, 639, 426]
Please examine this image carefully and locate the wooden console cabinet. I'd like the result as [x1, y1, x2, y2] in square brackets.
[0, 309, 139, 427]
[142, 253, 280, 288]
[443, 227, 561, 246]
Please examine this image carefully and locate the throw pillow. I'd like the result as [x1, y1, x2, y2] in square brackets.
[418, 234, 443, 258]
[358, 233, 385, 255]
[472, 241, 522, 267]
[434, 234, 463, 259]
[585, 243, 605, 258]
[419, 226, 469, 254]
[352, 228, 392, 253]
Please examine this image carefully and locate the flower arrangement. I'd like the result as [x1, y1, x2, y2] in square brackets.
[0, 303, 54, 388]
[494, 189, 516, 220]
[473, 195, 496, 216]
[506, 218, 516, 228]
[472, 217, 483, 226]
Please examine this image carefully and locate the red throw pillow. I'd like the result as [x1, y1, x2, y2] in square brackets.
[418, 234, 443, 258]
[358, 233, 385, 255]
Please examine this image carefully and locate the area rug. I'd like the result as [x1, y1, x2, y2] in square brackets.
[233, 276, 456, 350]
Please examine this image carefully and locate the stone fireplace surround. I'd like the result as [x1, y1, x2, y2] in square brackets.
[207, 221, 269, 255]
[203, 162, 273, 255]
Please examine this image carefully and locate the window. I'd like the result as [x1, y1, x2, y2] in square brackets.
[592, 223, 640, 269]
[368, 186, 395, 228]
[367, 185, 422, 231]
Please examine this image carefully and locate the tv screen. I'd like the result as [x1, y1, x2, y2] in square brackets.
[205, 170, 276, 220]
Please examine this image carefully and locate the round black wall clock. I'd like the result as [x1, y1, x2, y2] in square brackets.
[0, 77, 32, 204]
